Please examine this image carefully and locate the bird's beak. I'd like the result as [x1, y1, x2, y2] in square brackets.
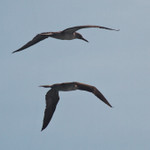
[80, 37, 89, 42]
[39, 85, 51, 88]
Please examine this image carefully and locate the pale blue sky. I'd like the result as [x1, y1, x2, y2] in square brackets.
[1, 0, 150, 150]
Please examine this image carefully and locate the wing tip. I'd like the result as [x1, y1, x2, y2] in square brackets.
[108, 104, 113, 108]
[12, 50, 18, 54]
[12, 48, 23, 53]
[41, 127, 44, 131]
[105, 101, 113, 108]
[98, 26, 120, 31]
[41, 125, 47, 131]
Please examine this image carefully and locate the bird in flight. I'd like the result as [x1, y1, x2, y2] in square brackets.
[12, 25, 119, 53]
[40, 82, 112, 131]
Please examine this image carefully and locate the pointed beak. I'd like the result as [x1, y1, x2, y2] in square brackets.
[80, 37, 89, 42]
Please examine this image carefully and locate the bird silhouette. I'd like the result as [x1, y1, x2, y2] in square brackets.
[12, 25, 119, 53]
[40, 82, 112, 131]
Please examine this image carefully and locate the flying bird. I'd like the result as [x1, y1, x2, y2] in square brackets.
[12, 25, 119, 53]
[40, 82, 112, 131]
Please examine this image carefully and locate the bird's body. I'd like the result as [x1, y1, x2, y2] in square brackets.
[49, 82, 78, 91]
[50, 32, 76, 40]
[12, 25, 119, 53]
[40, 82, 112, 131]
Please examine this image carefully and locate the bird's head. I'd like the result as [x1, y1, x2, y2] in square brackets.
[75, 33, 88, 42]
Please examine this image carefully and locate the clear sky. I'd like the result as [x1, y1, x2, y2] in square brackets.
[1, 0, 150, 150]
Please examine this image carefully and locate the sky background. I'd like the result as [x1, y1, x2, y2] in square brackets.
[1, 0, 150, 150]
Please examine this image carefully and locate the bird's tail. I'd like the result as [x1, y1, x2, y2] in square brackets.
[39, 85, 52, 88]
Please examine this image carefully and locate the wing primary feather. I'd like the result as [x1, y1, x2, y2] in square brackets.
[76, 83, 112, 107]
[93, 87, 112, 107]
[12, 32, 53, 53]
[41, 89, 59, 131]
[62, 25, 119, 33]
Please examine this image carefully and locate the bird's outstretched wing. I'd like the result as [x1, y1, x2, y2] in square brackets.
[12, 32, 53, 53]
[76, 82, 112, 107]
[62, 25, 119, 33]
[41, 88, 59, 131]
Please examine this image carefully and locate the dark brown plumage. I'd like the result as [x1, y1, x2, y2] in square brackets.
[13, 25, 119, 53]
[40, 82, 112, 131]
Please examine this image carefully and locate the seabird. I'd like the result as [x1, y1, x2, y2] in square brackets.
[12, 25, 119, 53]
[40, 82, 112, 131]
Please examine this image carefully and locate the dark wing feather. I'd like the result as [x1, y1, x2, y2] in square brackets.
[62, 25, 119, 33]
[92, 87, 112, 107]
[76, 82, 112, 107]
[12, 32, 53, 53]
[41, 89, 59, 131]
